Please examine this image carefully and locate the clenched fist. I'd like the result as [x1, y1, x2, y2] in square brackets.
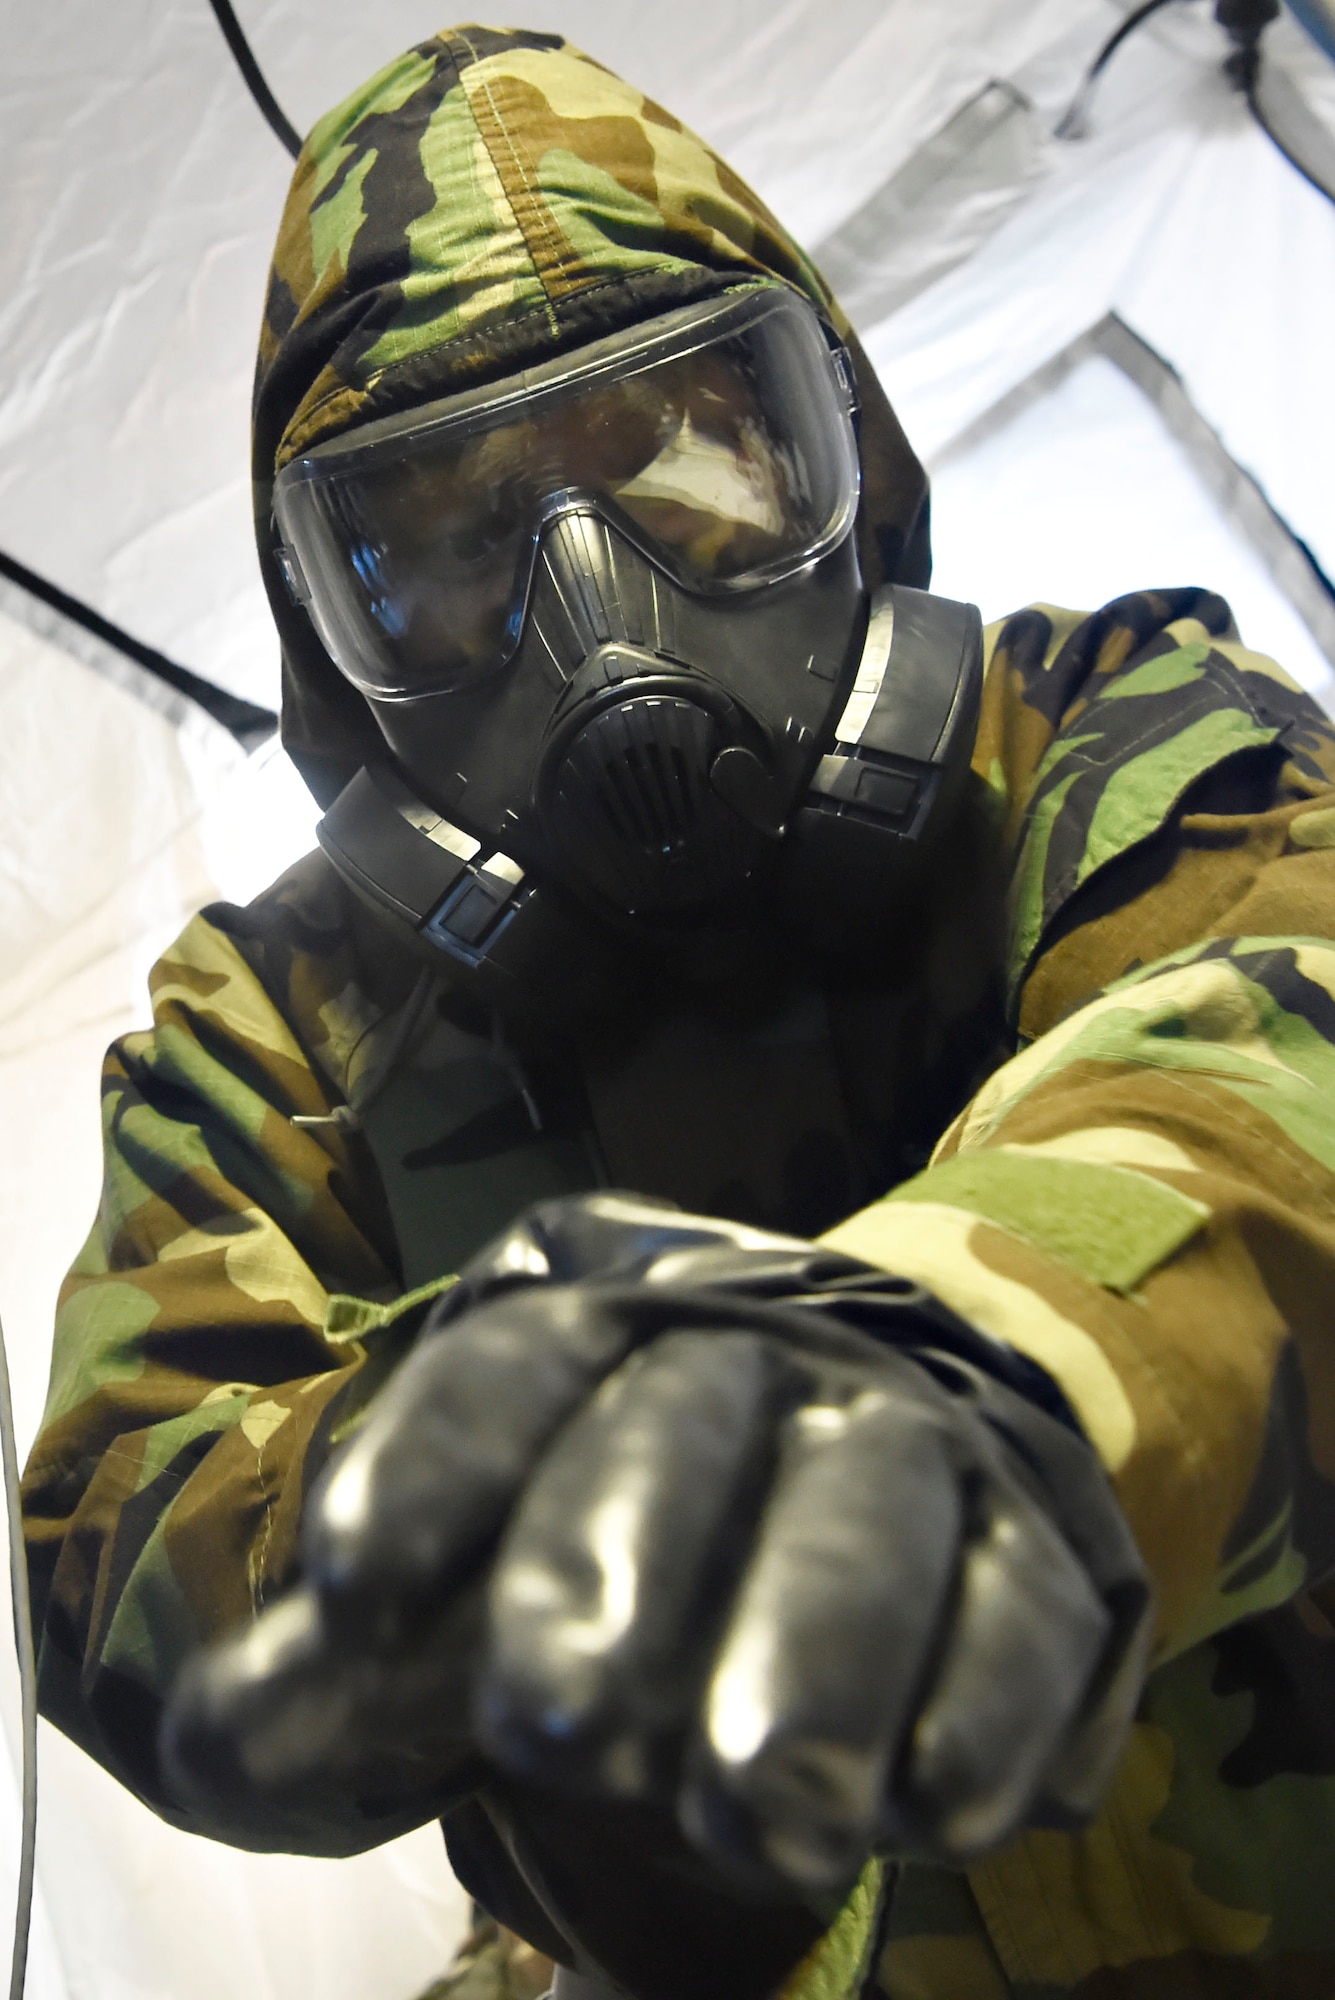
[163, 1194, 1151, 1894]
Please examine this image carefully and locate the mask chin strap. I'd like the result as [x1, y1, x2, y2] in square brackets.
[316, 762, 522, 959]
[774, 584, 983, 950]
[314, 583, 983, 1001]
[315, 761, 631, 1024]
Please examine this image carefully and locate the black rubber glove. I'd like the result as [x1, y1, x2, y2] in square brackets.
[162, 1193, 1151, 1891]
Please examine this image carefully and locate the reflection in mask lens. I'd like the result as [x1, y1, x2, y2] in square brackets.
[276, 290, 855, 696]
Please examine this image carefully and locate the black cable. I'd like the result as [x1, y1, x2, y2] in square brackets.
[0, 547, 278, 751]
[1223, 0, 1335, 213]
[1087, 0, 1186, 85]
[0, 25, 292, 1962]
[0, 6, 289, 761]
[1059, 0, 1335, 213]
[1246, 65, 1335, 201]
[205, 0, 302, 160]
[1217, 2, 1335, 207]
[0, 1305, 36, 2000]
[1057, 0, 1188, 135]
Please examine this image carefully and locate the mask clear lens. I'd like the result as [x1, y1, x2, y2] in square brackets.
[273, 288, 859, 697]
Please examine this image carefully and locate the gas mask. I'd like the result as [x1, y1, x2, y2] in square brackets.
[272, 285, 982, 1014]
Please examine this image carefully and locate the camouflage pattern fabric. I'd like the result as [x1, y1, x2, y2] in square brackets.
[251, 25, 930, 807]
[258, 26, 834, 471]
[418, 1913, 554, 2000]
[24, 587, 1335, 1995]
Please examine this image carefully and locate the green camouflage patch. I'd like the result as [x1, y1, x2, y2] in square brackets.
[886, 1149, 1207, 1292]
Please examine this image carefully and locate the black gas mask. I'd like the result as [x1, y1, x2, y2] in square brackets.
[272, 286, 982, 1014]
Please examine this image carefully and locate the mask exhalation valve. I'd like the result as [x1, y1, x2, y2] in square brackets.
[540, 689, 775, 916]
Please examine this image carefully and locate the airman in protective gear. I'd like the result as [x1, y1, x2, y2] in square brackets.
[22, 27, 1335, 2000]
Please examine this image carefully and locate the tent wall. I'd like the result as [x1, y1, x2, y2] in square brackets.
[0, 4, 1331, 1996]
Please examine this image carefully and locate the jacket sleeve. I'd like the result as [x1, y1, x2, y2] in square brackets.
[825, 587, 1335, 1661]
[20, 904, 450, 1851]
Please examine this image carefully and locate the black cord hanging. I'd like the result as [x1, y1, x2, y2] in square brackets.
[1056, 0, 1186, 136]
[0, 2, 301, 756]
[0, 547, 278, 750]
[1222, 0, 1335, 205]
[1216, 0, 1281, 81]
[1058, 0, 1335, 211]
[1247, 66, 1335, 200]
[205, 0, 303, 159]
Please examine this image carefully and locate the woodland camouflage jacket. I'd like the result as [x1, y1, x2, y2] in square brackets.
[23, 591, 1335, 1999]
[20, 24, 1335, 2000]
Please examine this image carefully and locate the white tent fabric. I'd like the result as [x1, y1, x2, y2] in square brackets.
[866, 6, 1335, 591]
[0, 3, 1331, 1996]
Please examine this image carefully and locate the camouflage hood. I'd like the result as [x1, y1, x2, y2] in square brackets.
[253, 25, 931, 805]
